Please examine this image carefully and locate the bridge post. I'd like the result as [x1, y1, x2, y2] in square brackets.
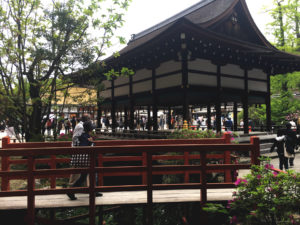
[142, 152, 147, 184]
[98, 154, 104, 186]
[89, 150, 96, 225]
[26, 156, 35, 225]
[2, 136, 10, 148]
[184, 151, 189, 183]
[223, 132, 232, 182]
[250, 136, 260, 165]
[146, 152, 153, 225]
[1, 136, 10, 191]
[200, 151, 207, 204]
[50, 155, 56, 188]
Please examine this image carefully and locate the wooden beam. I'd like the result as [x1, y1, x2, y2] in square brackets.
[243, 69, 249, 134]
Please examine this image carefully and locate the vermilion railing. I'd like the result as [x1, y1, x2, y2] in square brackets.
[1, 134, 234, 190]
[0, 134, 260, 225]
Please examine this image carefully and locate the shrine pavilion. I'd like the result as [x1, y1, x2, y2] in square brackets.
[96, 0, 300, 134]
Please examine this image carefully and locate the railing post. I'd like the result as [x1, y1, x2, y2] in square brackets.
[146, 152, 153, 225]
[223, 132, 232, 182]
[98, 154, 103, 186]
[2, 136, 10, 149]
[142, 152, 147, 185]
[89, 150, 96, 225]
[250, 136, 260, 165]
[50, 155, 56, 188]
[27, 156, 35, 225]
[184, 151, 189, 183]
[200, 151, 207, 205]
[1, 137, 10, 191]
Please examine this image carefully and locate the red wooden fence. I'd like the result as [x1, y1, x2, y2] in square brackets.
[0, 134, 260, 225]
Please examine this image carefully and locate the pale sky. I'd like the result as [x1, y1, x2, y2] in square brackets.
[110, 0, 274, 55]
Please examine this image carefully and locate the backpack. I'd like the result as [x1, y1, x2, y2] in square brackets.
[285, 134, 296, 154]
[46, 120, 52, 128]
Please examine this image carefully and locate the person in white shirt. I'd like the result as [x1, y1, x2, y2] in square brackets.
[68, 114, 91, 200]
[290, 120, 297, 131]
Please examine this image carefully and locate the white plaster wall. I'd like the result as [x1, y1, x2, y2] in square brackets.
[114, 76, 129, 86]
[133, 80, 152, 94]
[133, 69, 152, 82]
[221, 77, 244, 90]
[100, 89, 111, 99]
[156, 74, 181, 89]
[189, 58, 216, 73]
[188, 73, 217, 87]
[248, 80, 267, 92]
[102, 80, 111, 89]
[222, 64, 244, 77]
[114, 86, 129, 97]
[248, 68, 267, 80]
[156, 60, 181, 75]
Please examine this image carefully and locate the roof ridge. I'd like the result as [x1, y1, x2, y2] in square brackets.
[130, 0, 215, 42]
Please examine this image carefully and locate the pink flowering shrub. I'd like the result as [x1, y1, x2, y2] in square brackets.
[57, 132, 73, 141]
[203, 157, 300, 225]
[228, 157, 300, 225]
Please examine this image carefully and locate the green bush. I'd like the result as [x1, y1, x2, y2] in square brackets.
[168, 129, 222, 139]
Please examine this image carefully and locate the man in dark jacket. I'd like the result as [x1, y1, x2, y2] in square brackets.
[270, 129, 288, 170]
[284, 122, 297, 167]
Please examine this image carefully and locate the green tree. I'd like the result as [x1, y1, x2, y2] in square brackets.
[0, 0, 131, 141]
[256, 0, 300, 125]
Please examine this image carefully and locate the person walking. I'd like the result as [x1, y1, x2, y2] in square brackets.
[270, 129, 289, 170]
[284, 122, 297, 167]
[67, 115, 102, 200]
[71, 116, 77, 132]
[46, 119, 52, 136]
[64, 118, 71, 134]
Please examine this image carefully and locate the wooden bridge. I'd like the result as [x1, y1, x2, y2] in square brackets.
[0, 134, 260, 225]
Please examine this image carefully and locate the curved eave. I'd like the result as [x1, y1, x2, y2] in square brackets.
[239, 0, 276, 49]
[201, 0, 275, 50]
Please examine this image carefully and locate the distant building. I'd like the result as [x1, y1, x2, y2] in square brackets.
[52, 87, 97, 120]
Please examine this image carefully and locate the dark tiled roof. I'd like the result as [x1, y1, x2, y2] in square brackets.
[117, 0, 235, 56]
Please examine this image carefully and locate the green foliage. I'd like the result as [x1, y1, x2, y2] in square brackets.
[168, 129, 222, 139]
[104, 67, 135, 80]
[202, 203, 229, 225]
[265, 0, 300, 125]
[0, 0, 132, 141]
[271, 91, 300, 125]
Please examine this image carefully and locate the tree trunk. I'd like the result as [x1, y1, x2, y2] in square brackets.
[28, 83, 43, 141]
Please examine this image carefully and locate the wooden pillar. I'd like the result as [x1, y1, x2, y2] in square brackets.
[130, 101, 135, 131]
[167, 107, 172, 129]
[243, 69, 249, 134]
[111, 78, 116, 132]
[124, 107, 128, 130]
[207, 104, 211, 130]
[216, 65, 222, 133]
[96, 91, 102, 128]
[266, 74, 271, 132]
[152, 68, 158, 131]
[233, 102, 238, 131]
[129, 75, 135, 131]
[147, 105, 151, 132]
[181, 48, 189, 122]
